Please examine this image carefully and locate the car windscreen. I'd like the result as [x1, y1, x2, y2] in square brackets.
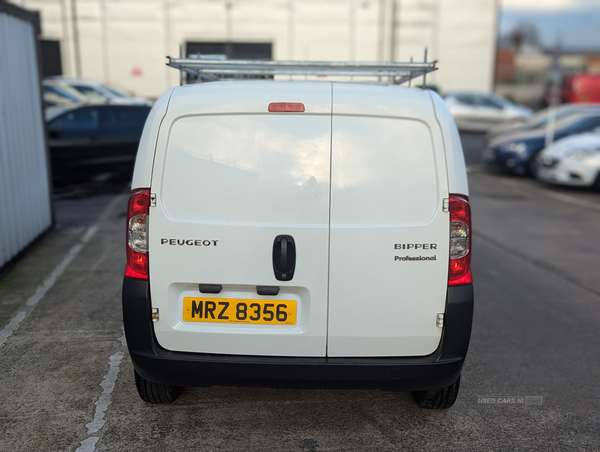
[72, 85, 106, 100]
[555, 114, 600, 134]
[529, 108, 573, 128]
[45, 106, 74, 122]
[530, 107, 600, 128]
[44, 85, 83, 103]
[527, 109, 550, 127]
[102, 85, 130, 99]
[451, 93, 506, 109]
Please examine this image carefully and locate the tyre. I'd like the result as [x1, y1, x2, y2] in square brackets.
[134, 370, 184, 404]
[528, 155, 539, 177]
[592, 172, 600, 192]
[412, 375, 460, 409]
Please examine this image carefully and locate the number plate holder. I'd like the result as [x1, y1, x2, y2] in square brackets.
[183, 297, 297, 325]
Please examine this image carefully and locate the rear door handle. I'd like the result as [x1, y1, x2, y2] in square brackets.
[273, 235, 296, 281]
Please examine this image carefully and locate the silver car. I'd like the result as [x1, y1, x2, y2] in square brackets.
[444, 91, 532, 132]
[44, 77, 152, 106]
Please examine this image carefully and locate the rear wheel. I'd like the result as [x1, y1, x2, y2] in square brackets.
[592, 172, 600, 192]
[528, 155, 538, 177]
[412, 375, 460, 409]
[134, 370, 184, 404]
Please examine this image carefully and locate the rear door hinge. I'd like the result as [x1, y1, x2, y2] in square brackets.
[436, 313, 444, 328]
[150, 193, 157, 207]
[442, 198, 449, 213]
[152, 308, 159, 322]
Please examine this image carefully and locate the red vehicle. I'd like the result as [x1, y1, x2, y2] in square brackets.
[561, 74, 600, 103]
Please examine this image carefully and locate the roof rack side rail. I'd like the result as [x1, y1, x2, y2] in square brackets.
[166, 55, 437, 86]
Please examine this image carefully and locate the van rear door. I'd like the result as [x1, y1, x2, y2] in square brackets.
[327, 85, 450, 357]
[148, 83, 332, 357]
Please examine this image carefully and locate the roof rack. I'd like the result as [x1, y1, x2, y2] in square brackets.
[166, 52, 437, 86]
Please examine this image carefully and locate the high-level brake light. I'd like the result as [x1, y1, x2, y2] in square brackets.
[448, 194, 472, 286]
[125, 188, 150, 280]
[268, 102, 305, 112]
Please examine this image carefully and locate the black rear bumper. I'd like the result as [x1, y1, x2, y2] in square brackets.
[122, 279, 473, 391]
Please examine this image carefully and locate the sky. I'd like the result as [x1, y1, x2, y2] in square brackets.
[500, 0, 600, 51]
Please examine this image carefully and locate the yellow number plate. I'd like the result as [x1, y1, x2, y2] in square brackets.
[183, 297, 297, 325]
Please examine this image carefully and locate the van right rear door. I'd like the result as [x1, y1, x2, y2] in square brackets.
[327, 85, 450, 358]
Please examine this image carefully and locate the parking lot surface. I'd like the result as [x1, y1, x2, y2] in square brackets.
[1, 136, 600, 451]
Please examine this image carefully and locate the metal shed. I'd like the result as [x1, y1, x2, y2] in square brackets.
[0, 3, 53, 275]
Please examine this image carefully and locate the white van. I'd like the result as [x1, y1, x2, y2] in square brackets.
[123, 60, 473, 409]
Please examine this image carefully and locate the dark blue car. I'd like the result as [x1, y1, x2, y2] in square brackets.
[482, 112, 600, 175]
[46, 103, 151, 184]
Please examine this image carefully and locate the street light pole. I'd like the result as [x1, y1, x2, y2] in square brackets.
[70, 0, 81, 77]
[100, 0, 109, 82]
[545, 39, 562, 148]
[390, 0, 398, 62]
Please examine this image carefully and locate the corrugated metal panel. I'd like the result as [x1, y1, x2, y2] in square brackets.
[0, 10, 53, 270]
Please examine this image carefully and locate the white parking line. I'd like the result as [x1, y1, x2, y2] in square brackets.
[0, 225, 99, 349]
[77, 331, 127, 452]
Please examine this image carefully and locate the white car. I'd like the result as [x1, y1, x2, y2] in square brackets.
[42, 81, 87, 105]
[444, 91, 533, 132]
[536, 133, 600, 190]
[486, 103, 600, 140]
[44, 77, 152, 106]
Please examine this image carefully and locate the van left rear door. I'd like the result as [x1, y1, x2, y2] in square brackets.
[148, 82, 332, 357]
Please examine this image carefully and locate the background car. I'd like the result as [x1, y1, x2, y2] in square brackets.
[486, 103, 600, 141]
[535, 132, 600, 190]
[42, 80, 87, 108]
[542, 74, 600, 106]
[44, 77, 152, 106]
[482, 111, 600, 175]
[46, 103, 151, 184]
[443, 91, 533, 132]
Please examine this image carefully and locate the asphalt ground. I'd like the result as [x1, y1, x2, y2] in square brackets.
[1, 134, 600, 451]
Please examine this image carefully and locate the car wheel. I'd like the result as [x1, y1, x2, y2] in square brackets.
[528, 156, 538, 177]
[134, 370, 183, 404]
[592, 172, 600, 192]
[412, 375, 460, 409]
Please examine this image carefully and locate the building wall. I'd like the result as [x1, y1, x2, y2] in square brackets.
[14, 0, 497, 98]
[0, 5, 53, 271]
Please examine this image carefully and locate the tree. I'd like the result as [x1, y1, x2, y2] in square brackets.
[510, 22, 540, 51]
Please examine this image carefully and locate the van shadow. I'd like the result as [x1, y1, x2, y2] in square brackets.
[148, 385, 458, 450]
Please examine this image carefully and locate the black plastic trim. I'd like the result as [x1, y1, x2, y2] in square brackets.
[123, 279, 473, 391]
[257, 285, 280, 296]
[198, 284, 222, 294]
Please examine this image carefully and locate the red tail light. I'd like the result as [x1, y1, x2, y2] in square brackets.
[125, 188, 150, 280]
[448, 194, 472, 286]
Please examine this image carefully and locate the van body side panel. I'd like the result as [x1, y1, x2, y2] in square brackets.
[429, 92, 469, 196]
[131, 88, 174, 189]
[148, 83, 332, 357]
[328, 85, 450, 357]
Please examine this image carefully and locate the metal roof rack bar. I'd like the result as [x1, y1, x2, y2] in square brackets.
[167, 56, 437, 85]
